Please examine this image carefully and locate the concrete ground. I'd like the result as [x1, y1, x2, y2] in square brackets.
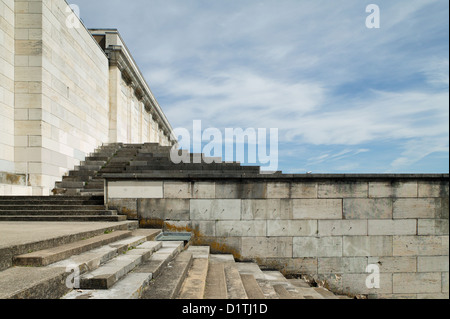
[0, 221, 136, 249]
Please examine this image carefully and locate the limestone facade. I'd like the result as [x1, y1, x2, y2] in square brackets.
[0, 0, 176, 195]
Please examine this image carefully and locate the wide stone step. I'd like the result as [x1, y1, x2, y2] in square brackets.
[204, 262, 228, 299]
[132, 241, 184, 279]
[0, 215, 127, 222]
[240, 274, 266, 299]
[78, 245, 157, 289]
[140, 251, 193, 299]
[0, 199, 104, 206]
[177, 246, 210, 299]
[0, 210, 116, 216]
[0, 205, 107, 211]
[13, 230, 132, 267]
[50, 231, 162, 275]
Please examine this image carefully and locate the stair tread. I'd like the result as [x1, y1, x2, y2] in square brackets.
[204, 262, 228, 299]
[240, 274, 266, 299]
[13, 231, 132, 267]
[141, 251, 193, 299]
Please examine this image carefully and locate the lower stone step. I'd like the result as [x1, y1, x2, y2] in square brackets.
[140, 251, 193, 299]
[240, 274, 266, 299]
[0, 215, 127, 222]
[79, 244, 158, 289]
[13, 231, 132, 267]
[177, 247, 210, 299]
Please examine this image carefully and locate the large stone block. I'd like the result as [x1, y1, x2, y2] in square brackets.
[318, 257, 368, 274]
[216, 221, 266, 237]
[443, 272, 449, 293]
[393, 273, 442, 294]
[108, 181, 163, 199]
[393, 236, 449, 256]
[417, 256, 449, 272]
[418, 181, 449, 198]
[293, 237, 342, 258]
[267, 220, 317, 237]
[393, 198, 448, 219]
[266, 182, 290, 198]
[418, 219, 449, 236]
[318, 182, 368, 198]
[368, 220, 417, 236]
[368, 257, 417, 273]
[138, 198, 190, 221]
[343, 198, 393, 219]
[241, 199, 291, 220]
[163, 181, 192, 199]
[241, 237, 292, 258]
[291, 183, 317, 198]
[190, 199, 241, 220]
[318, 220, 367, 236]
[215, 182, 267, 199]
[343, 236, 393, 257]
[192, 182, 215, 199]
[369, 181, 418, 198]
[108, 198, 137, 219]
[292, 199, 342, 219]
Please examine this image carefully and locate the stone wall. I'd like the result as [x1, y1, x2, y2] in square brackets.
[106, 175, 449, 298]
[0, 1, 175, 195]
[0, 0, 15, 184]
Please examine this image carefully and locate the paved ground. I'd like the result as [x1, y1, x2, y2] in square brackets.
[0, 221, 134, 249]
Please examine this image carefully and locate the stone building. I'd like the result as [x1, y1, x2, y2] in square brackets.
[0, 0, 175, 196]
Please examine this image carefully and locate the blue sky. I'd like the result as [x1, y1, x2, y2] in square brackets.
[74, 0, 449, 173]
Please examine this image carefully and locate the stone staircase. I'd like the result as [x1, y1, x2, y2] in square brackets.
[0, 195, 126, 222]
[52, 143, 271, 196]
[0, 231, 348, 299]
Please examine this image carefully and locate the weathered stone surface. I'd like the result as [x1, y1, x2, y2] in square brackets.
[343, 236, 393, 257]
[139, 199, 190, 221]
[318, 257, 368, 274]
[318, 220, 367, 236]
[342, 273, 393, 294]
[164, 182, 192, 199]
[368, 257, 417, 273]
[215, 182, 267, 199]
[393, 236, 449, 256]
[393, 273, 442, 294]
[393, 198, 448, 219]
[418, 181, 449, 198]
[241, 237, 292, 258]
[192, 182, 215, 199]
[369, 181, 417, 198]
[266, 182, 290, 198]
[190, 199, 241, 220]
[443, 272, 449, 293]
[318, 182, 368, 198]
[368, 219, 417, 236]
[293, 237, 342, 258]
[268, 220, 317, 237]
[343, 198, 392, 219]
[418, 219, 449, 236]
[109, 181, 163, 199]
[291, 183, 317, 198]
[292, 199, 342, 219]
[417, 256, 449, 272]
[216, 221, 266, 237]
[241, 199, 291, 220]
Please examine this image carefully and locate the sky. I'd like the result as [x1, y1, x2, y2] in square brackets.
[73, 0, 449, 174]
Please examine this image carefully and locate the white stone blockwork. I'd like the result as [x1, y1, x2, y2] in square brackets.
[0, 0, 176, 195]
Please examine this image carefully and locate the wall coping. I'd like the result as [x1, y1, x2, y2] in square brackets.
[102, 173, 449, 181]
